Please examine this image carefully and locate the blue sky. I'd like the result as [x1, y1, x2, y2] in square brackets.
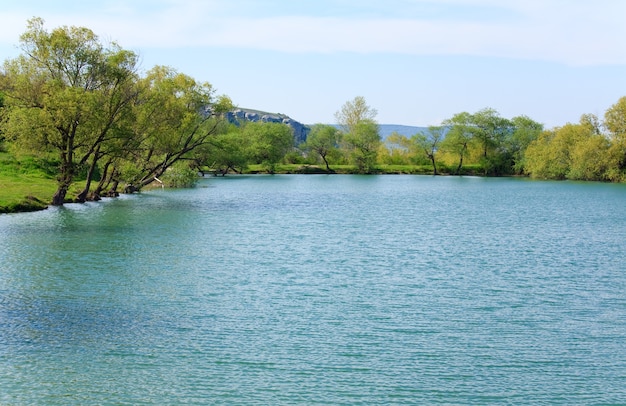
[2, 0, 626, 128]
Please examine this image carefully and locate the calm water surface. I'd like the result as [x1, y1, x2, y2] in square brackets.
[1, 175, 625, 404]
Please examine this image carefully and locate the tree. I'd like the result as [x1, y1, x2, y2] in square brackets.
[244, 121, 294, 174]
[1, 18, 140, 205]
[508, 115, 543, 174]
[121, 66, 232, 191]
[604, 96, 626, 136]
[335, 97, 380, 173]
[335, 96, 378, 134]
[604, 97, 626, 179]
[0, 90, 5, 145]
[524, 122, 593, 180]
[73, 50, 140, 202]
[568, 132, 610, 181]
[304, 124, 342, 171]
[379, 132, 412, 166]
[441, 112, 474, 175]
[197, 128, 250, 176]
[471, 108, 513, 175]
[412, 126, 445, 175]
[343, 120, 381, 173]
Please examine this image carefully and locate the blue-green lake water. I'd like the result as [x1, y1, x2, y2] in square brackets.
[1, 175, 626, 404]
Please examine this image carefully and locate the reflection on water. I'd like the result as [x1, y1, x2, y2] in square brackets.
[1, 176, 626, 404]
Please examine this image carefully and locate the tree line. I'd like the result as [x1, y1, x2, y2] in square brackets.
[2, 19, 626, 208]
[0, 18, 233, 205]
[268, 96, 626, 184]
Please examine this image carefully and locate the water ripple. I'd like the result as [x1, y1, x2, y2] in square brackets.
[1, 176, 626, 404]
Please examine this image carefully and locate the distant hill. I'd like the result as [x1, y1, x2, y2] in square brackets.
[221, 106, 427, 143]
[326, 124, 428, 140]
[222, 108, 310, 143]
[378, 124, 428, 139]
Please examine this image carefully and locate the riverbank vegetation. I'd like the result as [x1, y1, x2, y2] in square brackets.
[2, 18, 626, 213]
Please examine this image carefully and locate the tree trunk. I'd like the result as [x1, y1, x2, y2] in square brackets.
[76, 147, 101, 203]
[454, 143, 467, 176]
[52, 159, 73, 205]
[51, 184, 69, 206]
[321, 154, 331, 172]
[93, 160, 112, 198]
[430, 155, 438, 175]
[138, 163, 168, 190]
[455, 154, 464, 176]
[108, 178, 120, 196]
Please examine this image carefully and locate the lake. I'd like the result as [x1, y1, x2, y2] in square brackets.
[1, 175, 625, 404]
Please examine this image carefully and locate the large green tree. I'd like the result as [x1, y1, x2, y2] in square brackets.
[1, 18, 140, 205]
[412, 126, 445, 175]
[335, 96, 378, 135]
[243, 121, 294, 174]
[380, 132, 413, 166]
[508, 115, 543, 174]
[303, 124, 342, 171]
[336, 97, 380, 173]
[195, 128, 250, 176]
[604, 96, 626, 180]
[441, 112, 474, 175]
[120, 66, 232, 191]
[524, 119, 608, 181]
[470, 108, 514, 175]
[343, 120, 380, 174]
[604, 96, 626, 135]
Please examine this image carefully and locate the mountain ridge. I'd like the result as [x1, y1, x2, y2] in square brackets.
[224, 107, 427, 142]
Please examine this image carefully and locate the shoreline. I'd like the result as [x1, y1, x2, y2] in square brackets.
[1, 168, 518, 215]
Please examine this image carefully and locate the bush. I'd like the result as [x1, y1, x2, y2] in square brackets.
[283, 150, 305, 164]
[161, 165, 199, 188]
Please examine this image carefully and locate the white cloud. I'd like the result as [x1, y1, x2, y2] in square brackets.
[2, 0, 625, 66]
[191, 9, 626, 66]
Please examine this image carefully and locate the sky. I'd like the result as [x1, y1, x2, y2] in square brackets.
[1, 0, 626, 128]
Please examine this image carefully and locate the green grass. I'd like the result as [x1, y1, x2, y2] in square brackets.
[0, 151, 491, 214]
[0, 152, 57, 213]
[244, 163, 444, 175]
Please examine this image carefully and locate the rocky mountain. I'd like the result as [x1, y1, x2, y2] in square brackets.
[219, 107, 426, 144]
[223, 108, 310, 144]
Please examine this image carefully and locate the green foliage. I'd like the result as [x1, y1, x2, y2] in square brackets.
[605, 96, 626, 136]
[283, 150, 306, 164]
[472, 108, 513, 158]
[161, 163, 199, 188]
[524, 121, 613, 181]
[509, 115, 544, 174]
[303, 124, 342, 171]
[525, 127, 574, 180]
[439, 109, 543, 176]
[335, 96, 377, 134]
[2, 17, 140, 204]
[343, 120, 381, 174]
[441, 112, 474, 175]
[198, 128, 249, 175]
[4, 19, 626, 213]
[379, 132, 412, 165]
[335, 97, 380, 174]
[412, 126, 445, 174]
[567, 134, 611, 181]
[0, 18, 233, 201]
[243, 121, 294, 173]
[119, 66, 231, 189]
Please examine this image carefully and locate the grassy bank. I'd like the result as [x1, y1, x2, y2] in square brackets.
[242, 163, 484, 176]
[0, 153, 56, 213]
[1, 154, 486, 214]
